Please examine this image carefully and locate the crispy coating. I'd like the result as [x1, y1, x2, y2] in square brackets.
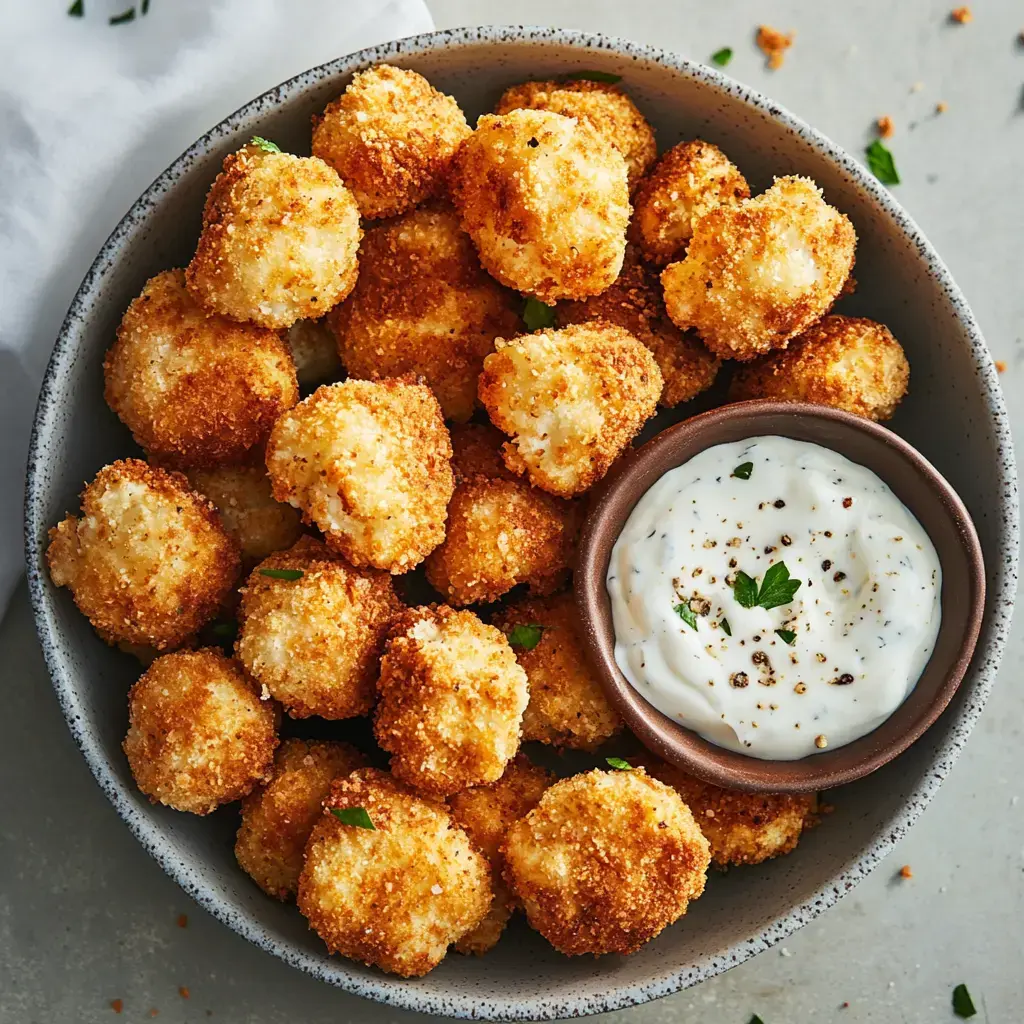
[634, 756, 819, 867]
[47, 459, 239, 650]
[448, 422, 518, 483]
[235, 738, 367, 899]
[186, 147, 361, 329]
[311, 64, 471, 220]
[329, 205, 521, 422]
[424, 477, 576, 606]
[449, 754, 555, 954]
[729, 314, 910, 421]
[449, 109, 630, 303]
[492, 592, 623, 751]
[284, 317, 342, 387]
[104, 270, 298, 468]
[237, 536, 402, 719]
[265, 379, 454, 572]
[478, 323, 662, 497]
[495, 79, 655, 191]
[375, 605, 529, 797]
[502, 769, 710, 955]
[661, 176, 857, 361]
[297, 768, 492, 976]
[630, 140, 750, 266]
[123, 648, 278, 814]
[558, 247, 720, 408]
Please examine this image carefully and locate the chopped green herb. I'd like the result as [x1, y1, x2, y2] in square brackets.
[108, 6, 135, 24]
[952, 984, 977, 1018]
[865, 139, 900, 185]
[748, 1016, 766, 1024]
[732, 462, 753, 480]
[775, 628, 797, 645]
[250, 136, 282, 154]
[565, 70, 622, 83]
[522, 296, 556, 331]
[330, 807, 375, 830]
[732, 562, 802, 611]
[210, 621, 238, 640]
[508, 624, 545, 650]
[605, 757, 633, 771]
[711, 47, 734, 66]
[674, 602, 699, 631]
[720, 617, 732, 636]
[732, 570, 760, 608]
[259, 567, 303, 581]
[68, 0, 84, 16]
[141, 0, 150, 12]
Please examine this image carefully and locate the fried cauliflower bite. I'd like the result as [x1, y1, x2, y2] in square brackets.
[495, 79, 655, 191]
[264, 379, 454, 572]
[661, 176, 857, 361]
[123, 648, 278, 814]
[492, 592, 622, 751]
[374, 605, 529, 797]
[311, 64, 471, 220]
[47, 460, 239, 650]
[424, 477, 575, 605]
[186, 146, 361, 330]
[728, 314, 910, 421]
[558, 247, 720, 408]
[297, 768, 492, 976]
[284, 318, 342, 388]
[631, 140, 750, 266]
[448, 422, 519, 483]
[329, 205, 521, 423]
[235, 738, 367, 900]
[478, 323, 662, 497]
[449, 109, 630, 303]
[237, 536, 402, 720]
[104, 270, 298, 468]
[503, 769, 710, 955]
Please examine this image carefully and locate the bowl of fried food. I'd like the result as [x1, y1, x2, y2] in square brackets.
[25, 26, 1015, 1022]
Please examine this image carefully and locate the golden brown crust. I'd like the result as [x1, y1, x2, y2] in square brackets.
[448, 423, 519, 483]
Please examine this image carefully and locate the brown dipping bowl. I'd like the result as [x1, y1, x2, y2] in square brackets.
[575, 400, 986, 793]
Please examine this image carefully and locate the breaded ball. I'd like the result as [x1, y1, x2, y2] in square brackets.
[311, 64, 471, 220]
[448, 422, 518, 483]
[186, 146, 361, 329]
[235, 738, 367, 899]
[631, 140, 750, 265]
[492, 592, 622, 751]
[265, 379, 454, 572]
[661, 176, 857, 361]
[495, 79, 655, 190]
[47, 459, 239, 650]
[424, 477, 575, 605]
[237, 536, 402, 720]
[729, 314, 910, 420]
[449, 109, 630, 303]
[449, 754, 555, 954]
[329, 205, 521, 422]
[297, 768, 492, 976]
[374, 605, 529, 797]
[478, 323, 662, 497]
[123, 648, 278, 814]
[634, 756, 819, 867]
[104, 270, 298, 468]
[503, 769, 710, 955]
[284, 318, 342, 387]
[558, 247, 720, 408]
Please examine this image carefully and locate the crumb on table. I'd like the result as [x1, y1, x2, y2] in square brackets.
[936, 101, 949, 113]
[756, 25, 795, 69]
[110, 1001, 123, 1015]
[876, 115, 895, 138]
[950, 6, 972, 24]
[899, 864, 914, 879]
[996, 360, 1007, 373]
[179, 987, 191, 1000]
[176, 913, 188, 928]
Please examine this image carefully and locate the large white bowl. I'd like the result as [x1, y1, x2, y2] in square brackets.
[24, 26, 1018, 1021]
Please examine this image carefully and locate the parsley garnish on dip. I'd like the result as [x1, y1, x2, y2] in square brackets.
[605, 436, 942, 760]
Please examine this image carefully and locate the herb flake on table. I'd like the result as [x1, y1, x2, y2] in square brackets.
[250, 136, 282, 153]
[674, 602, 699, 631]
[67, 0, 84, 16]
[109, 6, 135, 25]
[952, 983, 977, 1018]
[606, 757, 633, 770]
[866, 139, 900, 185]
[259, 567, 303, 581]
[732, 461, 753, 480]
[565, 70, 622, 83]
[775, 628, 797, 645]
[522, 297, 556, 331]
[733, 562, 802, 611]
[331, 807, 375, 830]
[720, 617, 732, 636]
[748, 1015, 766, 1024]
[710, 47, 734, 67]
[508, 623, 545, 650]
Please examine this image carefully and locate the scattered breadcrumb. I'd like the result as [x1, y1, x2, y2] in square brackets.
[179, 988, 190, 1000]
[176, 914, 188, 928]
[876, 115, 895, 138]
[936, 101, 949, 113]
[110, 1001, 123, 1014]
[911, 81, 924, 93]
[841, 1001, 851, 1009]
[780, 945, 793, 956]
[149, 1011, 159, 1019]
[950, 6, 972, 24]
[995, 360, 1007, 373]
[899, 864, 914, 879]
[756, 25, 794, 69]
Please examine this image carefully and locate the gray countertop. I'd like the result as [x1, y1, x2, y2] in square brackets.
[3, 1, 1022, 1021]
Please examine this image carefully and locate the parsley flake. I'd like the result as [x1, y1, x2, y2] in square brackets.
[952, 984, 977, 1018]
[565, 70, 622, 83]
[522, 297, 556, 331]
[141, 0, 149, 11]
[250, 136, 282, 154]
[330, 807, 375, 830]
[775, 628, 797, 645]
[68, 0, 84, 16]
[508, 624, 545, 650]
[108, 6, 135, 24]
[732, 562, 802, 611]
[748, 1016, 766, 1024]
[711, 47, 734, 66]
[732, 461, 753, 480]
[259, 567, 303, 581]
[605, 757, 633, 770]
[720, 617, 732, 636]
[674, 602, 699, 631]
[866, 139, 900, 185]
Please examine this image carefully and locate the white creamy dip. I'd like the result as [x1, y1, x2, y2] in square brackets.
[607, 436, 942, 759]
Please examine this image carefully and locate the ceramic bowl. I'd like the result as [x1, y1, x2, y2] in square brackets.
[24, 26, 1017, 1022]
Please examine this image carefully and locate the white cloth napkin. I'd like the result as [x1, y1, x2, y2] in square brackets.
[0, 0, 434, 616]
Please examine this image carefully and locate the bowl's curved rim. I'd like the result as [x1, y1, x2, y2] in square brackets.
[23, 24, 1018, 1022]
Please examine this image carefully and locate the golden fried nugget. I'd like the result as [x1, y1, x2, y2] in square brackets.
[448, 422, 519, 483]
[284, 317, 342, 388]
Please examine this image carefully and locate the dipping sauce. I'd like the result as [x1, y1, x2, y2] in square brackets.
[607, 436, 941, 760]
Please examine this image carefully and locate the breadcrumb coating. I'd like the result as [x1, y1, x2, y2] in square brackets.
[495, 79, 655, 191]
[449, 109, 630, 303]
[284, 317, 342, 387]
[448, 422, 519, 483]
[123, 648, 278, 814]
[630, 140, 750, 266]
[312, 64, 471, 219]
[237, 536, 402, 719]
[502, 769, 710, 955]
[478, 323, 662, 497]
[47, 459, 239, 650]
[558, 247, 720, 408]
[329, 205, 520, 422]
[661, 176, 856, 361]
[104, 270, 298, 468]
[186, 147, 361, 329]
[493, 592, 623, 751]
[235, 738, 367, 899]
[297, 768, 492, 976]
[729, 314, 910, 421]
[375, 605, 529, 797]
[265, 379, 454, 572]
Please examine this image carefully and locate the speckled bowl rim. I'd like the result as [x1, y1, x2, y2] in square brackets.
[23, 25, 1018, 1022]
